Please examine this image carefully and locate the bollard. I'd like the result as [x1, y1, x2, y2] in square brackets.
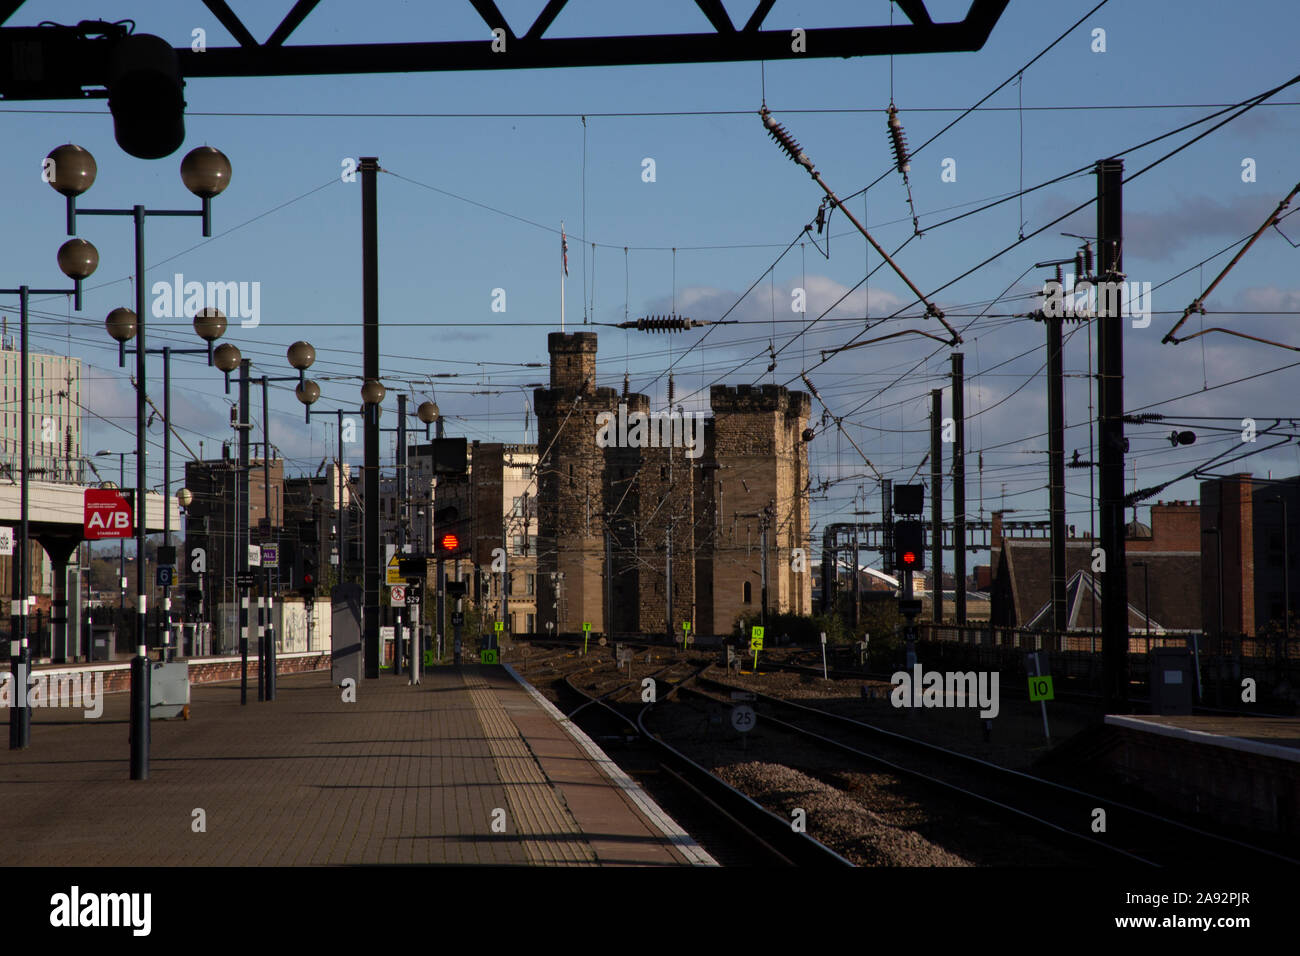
[130, 647, 151, 780]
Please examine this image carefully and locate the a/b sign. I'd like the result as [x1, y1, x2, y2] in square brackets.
[83, 489, 133, 540]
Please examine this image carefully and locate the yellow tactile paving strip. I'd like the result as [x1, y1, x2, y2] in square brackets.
[462, 669, 597, 865]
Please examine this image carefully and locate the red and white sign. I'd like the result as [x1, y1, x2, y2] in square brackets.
[84, 489, 134, 540]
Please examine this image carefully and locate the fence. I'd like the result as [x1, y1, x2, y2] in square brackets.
[916, 623, 1299, 709]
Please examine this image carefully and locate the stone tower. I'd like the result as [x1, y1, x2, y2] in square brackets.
[534, 332, 619, 634]
[700, 384, 812, 636]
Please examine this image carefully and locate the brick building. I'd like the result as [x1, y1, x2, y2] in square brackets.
[430, 442, 538, 634]
[534, 332, 811, 638]
[1199, 473, 1299, 639]
[989, 502, 1203, 632]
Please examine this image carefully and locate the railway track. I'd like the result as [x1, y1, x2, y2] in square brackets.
[552, 658, 853, 867]
[695, 670, 1300, 867]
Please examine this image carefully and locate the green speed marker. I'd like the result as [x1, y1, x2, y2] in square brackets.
[481, 648, 499, 665]
[682, 621, 690, 649]
[423, 649, 434, 667]
[494, 621, 504, 633]
[582, 621, 591, 654]
[750, 625, 764, 670]
[1028, 675, 1055, 701]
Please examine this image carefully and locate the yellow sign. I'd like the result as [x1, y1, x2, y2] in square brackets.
[494, 621, 504, 633]
[582, 622, 591, 632]
[682, 622, 690, 632]
[386, 554, 403, 586]
[481, 649, 499, 665]
[749, 626, 764, 650]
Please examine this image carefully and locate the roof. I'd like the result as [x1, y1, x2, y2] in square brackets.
[995, 539, 1201, 631]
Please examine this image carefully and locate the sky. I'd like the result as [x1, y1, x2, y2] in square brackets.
[2, 0, 1299, 574]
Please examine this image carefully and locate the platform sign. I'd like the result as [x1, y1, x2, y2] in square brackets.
[261, 544, 279, 568]
[0, 527, 12, 556]
[83, 488, 133, 540]
[405, 588, 421, 606]
[1027, 651, 1052, 743]
[480, 648, 499, 665]
[1028, 675, 1055, 702]
[156, 566, 174, 587]
[386, 554, 403, 586]
[248, 544, 261, 567]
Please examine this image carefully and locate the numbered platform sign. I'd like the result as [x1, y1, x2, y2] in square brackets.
[1028, 675, 1055, 702]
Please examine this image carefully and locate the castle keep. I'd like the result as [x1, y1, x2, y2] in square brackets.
[535, 332, 812, 638]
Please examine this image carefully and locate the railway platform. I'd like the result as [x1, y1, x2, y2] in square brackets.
[1100, 713, 1300, 837]
[0, 663, 714, 866]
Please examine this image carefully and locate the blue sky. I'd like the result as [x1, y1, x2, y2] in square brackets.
[3, 1, 1299, 573]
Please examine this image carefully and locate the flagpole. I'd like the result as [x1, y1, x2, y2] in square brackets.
[561, 219, 566, 332]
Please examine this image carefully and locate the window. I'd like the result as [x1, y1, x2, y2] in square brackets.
[525, 613, 535, 633]
[743, 581, 752, 604]
[526, 573, 535, 595]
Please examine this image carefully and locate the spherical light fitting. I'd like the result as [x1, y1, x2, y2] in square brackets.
[57, 238, 99, 281]
[213, 342, 242, 373]
[105, 308, 138, 343]
[192, 307, 227, 342]
[296, 380, 321, 406]
[180, 146, 232, 199]
[45, 144, 97, 197]
[287, 341, 316, 371]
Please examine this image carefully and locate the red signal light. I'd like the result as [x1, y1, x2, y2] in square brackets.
[439, 532, 461, 553]
[303, 573, 313, 586]
[902, 550, 917, 566]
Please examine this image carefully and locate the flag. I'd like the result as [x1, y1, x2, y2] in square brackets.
[561, 226, 569, 277]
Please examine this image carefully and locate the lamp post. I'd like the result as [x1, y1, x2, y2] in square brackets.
[176, 487, 194, 655]
[376, 394, 439, 677]
[249, 341, 316, 701]
[4, 237, 97, 751]
[107, 307, 235, 663]
[51, 141, 232, 780]
[299, 386, 356, 590]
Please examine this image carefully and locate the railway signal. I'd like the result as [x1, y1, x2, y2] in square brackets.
[893, 520, 924, 570]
